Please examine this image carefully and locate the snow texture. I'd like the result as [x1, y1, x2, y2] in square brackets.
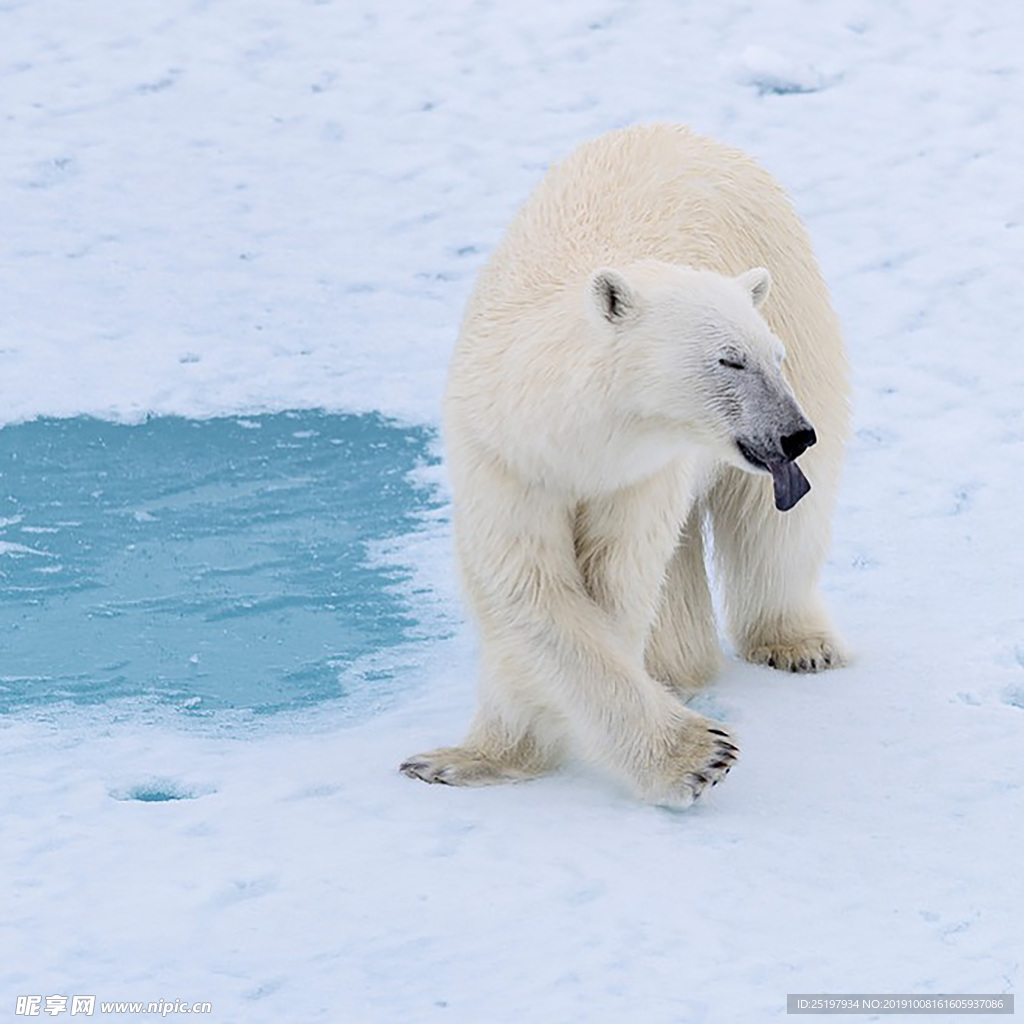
[2, 0, 1023, 1021]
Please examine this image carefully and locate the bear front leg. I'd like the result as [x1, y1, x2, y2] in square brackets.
[709, 464, 848, 673]
[401, 460, 738, 807]
[570, 469, 736, 804]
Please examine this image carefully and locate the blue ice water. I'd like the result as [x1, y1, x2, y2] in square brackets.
[0, 412, 443, 716]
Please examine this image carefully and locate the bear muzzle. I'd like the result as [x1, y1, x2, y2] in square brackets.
[736, 426, 817, 512]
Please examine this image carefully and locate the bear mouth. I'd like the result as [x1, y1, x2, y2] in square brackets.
[735, 440, 811, 512]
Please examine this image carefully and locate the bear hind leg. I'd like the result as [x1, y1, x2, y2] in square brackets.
[400, 647, 568, 788]
[645, 506, 722, 695]
[400, 710, 565, 787]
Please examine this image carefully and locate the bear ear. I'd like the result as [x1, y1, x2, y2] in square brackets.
[737, 267, 772, 308]
[589, 268, 640, 325]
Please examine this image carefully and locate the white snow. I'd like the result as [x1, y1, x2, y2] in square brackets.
[729, 45, 837, 97]
[3, 0, 1023, 1021]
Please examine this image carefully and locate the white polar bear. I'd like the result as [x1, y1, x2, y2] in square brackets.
[402, 123, 849, 807]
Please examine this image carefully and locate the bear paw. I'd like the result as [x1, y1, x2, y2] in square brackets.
[746, 637, 843, 673]
[640, 715, 739, 809]
[400, 746, 538, 787]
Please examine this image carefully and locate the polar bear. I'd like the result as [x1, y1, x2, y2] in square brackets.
[401, 123, 849, 807]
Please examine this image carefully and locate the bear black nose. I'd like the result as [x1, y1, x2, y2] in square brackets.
[781, 427, 817, 461]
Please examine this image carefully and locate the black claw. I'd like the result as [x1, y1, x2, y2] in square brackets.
[709, 760, 730, 770]
[707, 727, 730, 737]
[717, 740, 739, 752]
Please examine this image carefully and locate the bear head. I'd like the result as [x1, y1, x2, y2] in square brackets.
[585, 260, 816, 510]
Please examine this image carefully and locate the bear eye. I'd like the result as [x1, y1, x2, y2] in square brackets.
[718, 357, 746, 370]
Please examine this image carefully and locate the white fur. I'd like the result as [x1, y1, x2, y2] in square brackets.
[401, 124, 850, 807]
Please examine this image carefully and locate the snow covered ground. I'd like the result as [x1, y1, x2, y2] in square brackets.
[3, 0, 1023, 1020]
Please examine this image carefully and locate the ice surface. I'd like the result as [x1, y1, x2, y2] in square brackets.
[0, 412, 443, 717]
[2, 0, 1023, 1021]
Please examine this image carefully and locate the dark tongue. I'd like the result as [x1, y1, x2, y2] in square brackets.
[770, 461, 811, 511]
